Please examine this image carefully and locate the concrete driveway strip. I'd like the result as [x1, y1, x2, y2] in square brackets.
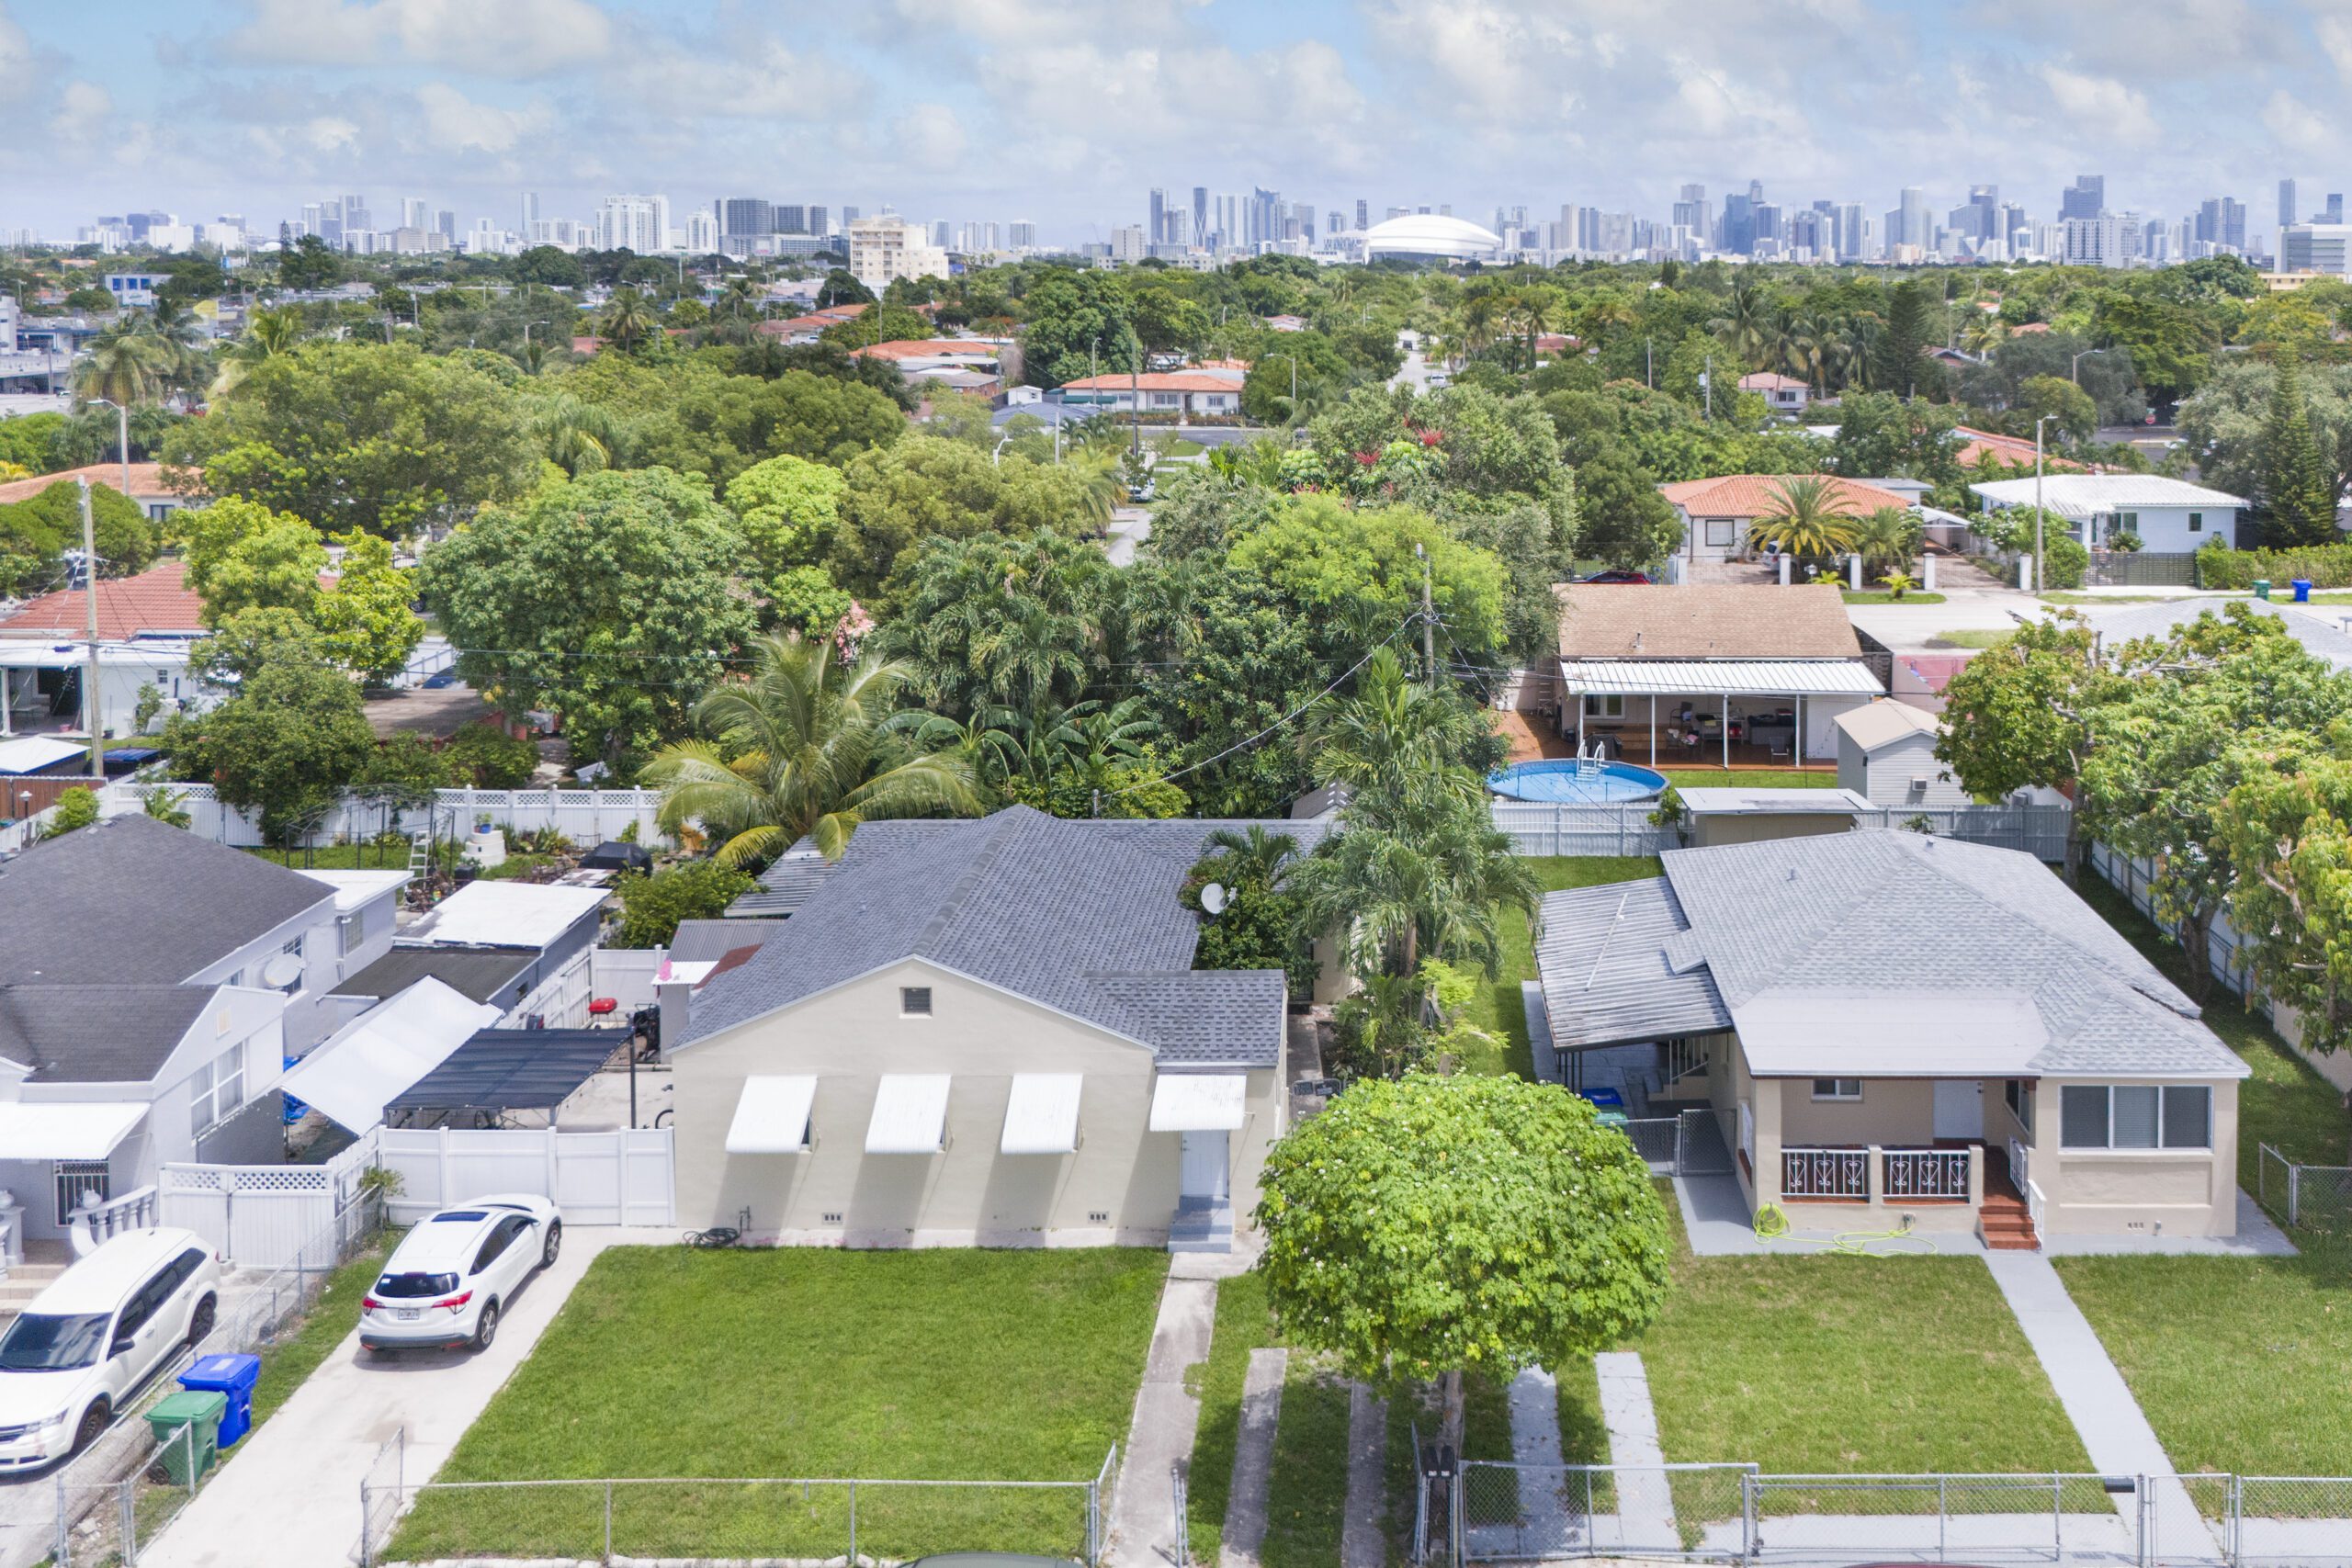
[142, 1231, 638, 1568]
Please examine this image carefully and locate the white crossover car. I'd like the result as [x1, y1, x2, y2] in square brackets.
[361, 1196, 561, 1353]
[0, 1229, 221, 1472]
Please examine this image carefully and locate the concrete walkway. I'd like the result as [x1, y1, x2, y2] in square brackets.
[1109, 1274, 1217, 1568]
[1983, 1252, 2225, 1564]
[143, 1230, 657, 1568]
[1339, 1382, 1387, 1568]
[1594, 1352, 1678, 1550]
[1216, 1348, 1287, 1568]
[1505, 1367, 1567, 1548]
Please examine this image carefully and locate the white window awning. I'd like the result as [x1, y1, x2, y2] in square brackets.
[1556, 659, 1884, 697]
[0, 1101, 148, 1161]
[1001, 1074, 1082, 1156]
[1148, 1073, 1247, 1133]
[866, 1073, 952, 1155]
[726, 1075, 816, 1154]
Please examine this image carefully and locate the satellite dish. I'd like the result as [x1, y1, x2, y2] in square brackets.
[260, 952, 304, 988]
[1200, 883, 1228, 916]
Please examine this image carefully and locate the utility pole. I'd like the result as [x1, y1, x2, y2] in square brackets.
[1703, 353, 1713, 420]
[1417, 542, 1435, 680]
[2033, 415, 2049, 595]
[1645, 338, 1653, 389]
[77, 479, 103, 779]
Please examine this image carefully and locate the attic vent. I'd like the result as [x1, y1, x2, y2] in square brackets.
[1089, 1211, 1110, 1224]
[822, 1212, 843, 1224]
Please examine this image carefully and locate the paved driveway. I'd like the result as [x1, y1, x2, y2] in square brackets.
[142, 1230, 665, 1568]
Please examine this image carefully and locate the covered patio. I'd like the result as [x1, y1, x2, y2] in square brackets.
[1555, 658, 1883, 771]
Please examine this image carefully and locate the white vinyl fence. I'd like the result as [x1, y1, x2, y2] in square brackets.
[96, 781, 668, 849]
[158, 1132, 381, 1268]
[1491, 801, 2072, 861]
[378, 1125, 674, 1227]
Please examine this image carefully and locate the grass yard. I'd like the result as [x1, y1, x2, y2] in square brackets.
[1657, 769, 1844, 789]
[1926, 627, 2015, 649]
[2052, 1255, 2352, 1474]
[1840, 591, 1948, 604]
[389, 1248, 1166, 1563]
[1461, 855, 1661, 1079]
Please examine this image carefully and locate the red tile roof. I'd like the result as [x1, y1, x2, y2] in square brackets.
[2008, 321, 2052, 334]
[0, 559, 207, 639]
[1738, 371, 1809, 391]
[1656, 474, 1911, 519]
[1951, 425, 2081, 471]
[0, 464, 184, 506]
[1059, 371, 1246, 392]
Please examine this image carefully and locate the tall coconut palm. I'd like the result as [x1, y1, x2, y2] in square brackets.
[1302, 647, 1489, 809]
[644, 633, 981, 863]
[1852, 506, 1923, 580]
[1747, 475, 1861, 560]
[598, 287, 655, 350]
[209, 306, 307, 399]
[1711, 274, 1774, 368]
[1293, 802, 1534, 978]
[527, 391, 627, 476]
[74, 326, 172, 408]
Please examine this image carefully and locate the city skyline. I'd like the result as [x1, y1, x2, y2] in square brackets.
[4, 0, 2350, 245]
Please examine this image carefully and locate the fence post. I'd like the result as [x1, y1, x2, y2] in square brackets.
[603, 1479, 614, 1565]
[1741, 1472, 1758, 1563]
[122, 1474, 140, 1567]
[2290, 1164, 2301, 1227]
[1938, 1474, 1947, 1560]
[54, 1472, 68, 1568]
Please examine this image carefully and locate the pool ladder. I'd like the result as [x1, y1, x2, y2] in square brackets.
[1575, 741, 1604, 778]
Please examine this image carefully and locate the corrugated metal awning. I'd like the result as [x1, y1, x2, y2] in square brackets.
[1001, 1073, 1083, 1155]
[1557, 660, 1883, 696]
[1534, 879, 1732, 1049]
[865, 1073, 952, 1155]
[1148, 1073, 1246, 1132]
[726, 1075, 816, 1154]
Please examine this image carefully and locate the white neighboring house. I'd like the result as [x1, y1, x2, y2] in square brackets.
[1834, 700, 1974, 808]
[0, 817, 405, 1257]
[1737, 370, 1811, 415]
[1968, 474, 2248, 554]
[394, 880, 612, 1029]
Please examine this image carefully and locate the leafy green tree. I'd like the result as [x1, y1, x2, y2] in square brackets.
[419, 468, 762, 761]
[620, 367, 905, 488]
[166, 342, 539, 537]
[188, 606, 329, 685]
[1187, 825, 1314, 995]
[644, 632, 981, 864]
[1936, 615, 2118, 880]
[828, 435, 1096, 605]
[1575, 448, 1680, 569]
[163, 656, 378, 844]
[442, 719, 541, 789]
[2091, 293, 2215, 406]
[2261, 354, 2341, 547]
[1826, 391, 1961, 484]
[2179, 355, 2352, 517]
[1227, 494, 1511, 659]
[2216, 735, 2352, 1062]
[723, 454, 849, 587]
[313, 531, 425, 683]
[277, 235, 344, 291]
[1018, 269, 1139, 388]
[1255, 1072, 1671, 1447]
[611, 861, 757, 948]
[42, 787, 100, 839]
[179, 497, 327, 625]
[0, 479, 156, 591]
[2018, 375, 2098, 447]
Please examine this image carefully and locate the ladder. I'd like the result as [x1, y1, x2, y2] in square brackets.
[405, 831, 432, 876]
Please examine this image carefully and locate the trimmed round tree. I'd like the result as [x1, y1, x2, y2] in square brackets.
[1254, 1072, 1672, 1447]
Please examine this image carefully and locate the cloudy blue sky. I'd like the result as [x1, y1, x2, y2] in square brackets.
[0, 0, 2344, 243]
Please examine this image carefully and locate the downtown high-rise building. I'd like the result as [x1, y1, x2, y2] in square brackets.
[2060, 175, 2105, 220]
[720, 197, 775, 237]
[2280, 178, 2299, 229]
[2196, 196, 2247, 252]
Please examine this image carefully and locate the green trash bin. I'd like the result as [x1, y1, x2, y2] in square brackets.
[2254, 580, 2272, 600]
[145, 1391, 226, 1486]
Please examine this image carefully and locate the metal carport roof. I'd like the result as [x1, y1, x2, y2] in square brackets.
[386, 1028, 625, 1114]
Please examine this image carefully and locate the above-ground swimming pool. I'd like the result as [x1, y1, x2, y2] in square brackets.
[1487, 759, 1669, 804]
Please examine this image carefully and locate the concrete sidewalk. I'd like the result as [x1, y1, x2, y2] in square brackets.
[1108, 1274, 1216, 1568]
[142, 1230, 654, 1568]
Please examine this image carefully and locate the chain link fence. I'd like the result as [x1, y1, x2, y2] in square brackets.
[362, 1446, 1119, 1567]
[2256, 1143, 2352, 1252]
[35, 1191, 390, 1568]
[1457, 1461, 1749, 1562]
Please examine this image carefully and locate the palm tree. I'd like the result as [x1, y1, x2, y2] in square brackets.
[526, 392, 626, 477]
[1192, 823, 1300, 894]
[598, 288, 655, 350]
[74, 326, 172, 408]
[1292, 804, 1535, 978]
[1852, 506, 1922, 580]
[644, 633, 981, 863]
[722, 276, 760, 321]
[973, 596, 1094, 713]
[1302, 647, 1489, 809]
[209, 306, 306, 399]
[1711, 273, 1774, 368]
[1747, 476, 1861, 560]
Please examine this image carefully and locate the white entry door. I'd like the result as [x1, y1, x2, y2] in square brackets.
[1932, 1079, 1984, 1140]
[1180, 1131, 1230, 1203]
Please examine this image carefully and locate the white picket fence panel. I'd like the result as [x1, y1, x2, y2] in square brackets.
[96, 782, 668, 850]
[378, 1126, 673, 1227]
[160, 1133, 381, 1267]
[1490, 800, 2071, 862]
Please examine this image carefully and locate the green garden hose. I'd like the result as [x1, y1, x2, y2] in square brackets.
[1752, 1201, 1938, 1257]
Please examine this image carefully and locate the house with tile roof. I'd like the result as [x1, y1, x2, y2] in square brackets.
[0, 464, 192, 520]
[1056, 368, 1246, 421]
[1533, 830, 2251, 1247]
[0, 559, 216, 739]
[1549, 584, 1883, 769]
[669, 806, 1334, 1250]
[1736, 370, 1812, 415]
[1656, 474, 1913, 568]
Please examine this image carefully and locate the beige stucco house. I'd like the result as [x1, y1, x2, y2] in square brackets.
[1535, 830, 2249, 1247]
[671, 807, 1324, 1251]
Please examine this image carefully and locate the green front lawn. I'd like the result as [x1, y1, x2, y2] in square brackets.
[1462, 855, 1661, 1079]
[1657, 769, 1844, 789]
[1840, 591, 1948, 604]
[2053, 1256, 2352, 1475]
[390, 1248, 1165, 1562]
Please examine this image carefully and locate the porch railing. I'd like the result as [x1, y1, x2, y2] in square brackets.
[1883, 1147, 1971, 1201]
[67, 1185, 158, 1258]
[2026, 1179, 2048, 1240]
[1781, 1146, 1869, 1200]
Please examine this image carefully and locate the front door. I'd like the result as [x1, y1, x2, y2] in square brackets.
[1932, 1079, 1984, 1141]
[1180, 1131, 1230, 1204]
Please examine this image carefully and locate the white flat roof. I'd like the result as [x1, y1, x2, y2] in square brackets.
[1733, 989, 2047, 1077]
[0, 736, 89, 774]
[400, 880, 608, 950]
[1148, 1073, 1247, 1132]
[1558, 660, 1883, 697]
[276, 977, 504, 1134]
[1969, 474, 2248, 520]
[0, 641, 192, 671]
[726, 1074, 815, 1155]
[865, 1073, 952, 1155]
[0, 1100, 146, 1160]
[298, 869, 411, 912]
[1001, 1073, 1083, 1156]
[1677, 788, 1874, 816]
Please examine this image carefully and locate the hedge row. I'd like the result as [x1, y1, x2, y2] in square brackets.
[2195, 543, 2352, 591]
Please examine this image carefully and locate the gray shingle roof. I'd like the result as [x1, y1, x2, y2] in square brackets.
[1657, 831, 2242, 1077]
[0, 985, 211, 1083]
[0, 815, 332, 985]
[669, 919, 790, 964]
[1536, 878, 1730, 1048]
[1088, 971, 1286, 1066]
[682, 807, 1323, 1064]
[725, 840, 838, 918]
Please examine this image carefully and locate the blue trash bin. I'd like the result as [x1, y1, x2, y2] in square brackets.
[178, 1353, 262, 1449]
[2293, 579, 2313, 603]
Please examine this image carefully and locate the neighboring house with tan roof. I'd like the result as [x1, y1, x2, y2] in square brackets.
[1833, 699, 1974, 807]
[1656, 474, 1913, 568]
[0, 464, 195, 522]
[1736, 370, 1811, 414]
[1057, 368, 1245, 420]
[1548, 583, 1883, 769]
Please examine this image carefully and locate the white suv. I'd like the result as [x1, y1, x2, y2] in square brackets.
[0, 1229, 220, 1471]
[360, 1196, 560, 1353]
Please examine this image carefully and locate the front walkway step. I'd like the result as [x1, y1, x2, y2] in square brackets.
[1217, 1348, 1288, 1568]
[1981, 1253, 2225, 1564]
[1339, 1382, 1387, 1568]
[1596, 1350, 1679, 1548]
[1107, 1274, 1216, 1568]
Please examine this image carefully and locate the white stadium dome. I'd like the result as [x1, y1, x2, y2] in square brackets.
[1363, 214, 1503, 261]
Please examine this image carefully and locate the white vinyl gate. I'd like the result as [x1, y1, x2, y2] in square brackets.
[378, 1126, 673, 1226]
[159, 1135, 379, 1268]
